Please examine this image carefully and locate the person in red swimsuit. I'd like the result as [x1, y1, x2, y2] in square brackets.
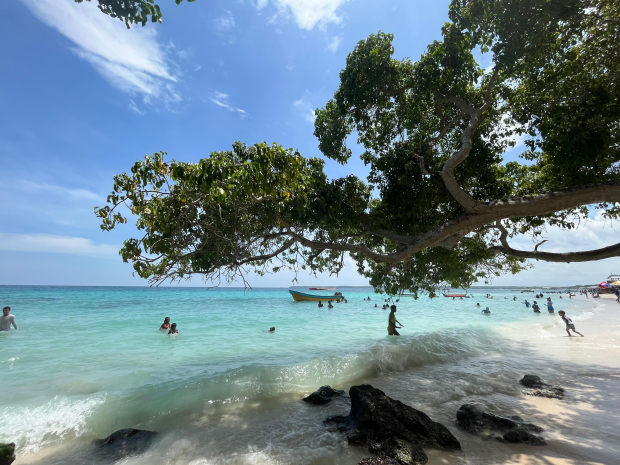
[159, 317, 171, 331]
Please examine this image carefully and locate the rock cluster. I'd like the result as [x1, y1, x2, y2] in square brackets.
[456, 404, 546, 446]
[0, 443, 15, 465]
[519, 375, 565, 399]
[302, 385, 346, 405]
[326, 385, 460, 464]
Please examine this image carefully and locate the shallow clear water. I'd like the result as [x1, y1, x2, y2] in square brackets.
[0, 285, 588, 463]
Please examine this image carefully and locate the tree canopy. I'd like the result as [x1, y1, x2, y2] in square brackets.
[75, 0, 194, 28]
[97, 0, 620, 295]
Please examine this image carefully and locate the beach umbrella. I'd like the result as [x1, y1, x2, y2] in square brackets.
[598, 282, 611, 288]
[611, 280, 620, 286]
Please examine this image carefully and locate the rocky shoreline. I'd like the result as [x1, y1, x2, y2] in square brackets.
[2, 374, 566, 465]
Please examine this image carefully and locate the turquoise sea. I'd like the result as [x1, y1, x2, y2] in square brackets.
[0, 285, 594, 464]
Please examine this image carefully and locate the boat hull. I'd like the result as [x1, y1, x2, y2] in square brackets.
[289, 290, 345, 302]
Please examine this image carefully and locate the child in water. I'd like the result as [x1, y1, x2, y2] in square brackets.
[159, 317, 171, 331]
[168, 323, 178, 335]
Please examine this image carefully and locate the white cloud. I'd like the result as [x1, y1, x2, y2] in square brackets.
[293, 97, 316, 123]
[0, 233, 118, 258]
[215, 11, 236, 32]
[326, 35, 342, 53]
[257, 0, 349, 30]
[21, 0, 180, 106]
[128, 100, 144, 115]
[19, 181, 100, 201]
[209, 92, 248, 118]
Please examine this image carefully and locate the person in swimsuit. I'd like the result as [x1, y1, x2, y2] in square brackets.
[476, 303, 480, 307]
[262, 326, 276, 333]
[168, 323, 178, 335]
[328, 301, 334, 308]
[546, 298, 554, 313]
[159, 317, 171, 331]
[481, 307, 491, 314]
[387, 305, 403, 336]
[532, 301, 541, 313]
[558, 311, 583, 337]
[1, 307, 17, 331]
[318, 301, 324, 308]
[524, 300, 530, 308]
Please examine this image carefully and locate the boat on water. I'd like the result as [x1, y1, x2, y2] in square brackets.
[309, 287, 336, 290]
[443, 293, 470, 298]
[289, 290, 345, 302]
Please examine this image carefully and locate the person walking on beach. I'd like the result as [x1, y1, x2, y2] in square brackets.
[387, 305, 403, 336]
[1, 306, 17, 331]
[558, 311, 584, 337]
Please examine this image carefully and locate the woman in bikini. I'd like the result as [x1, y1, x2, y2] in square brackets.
[159, 317, 171, 331]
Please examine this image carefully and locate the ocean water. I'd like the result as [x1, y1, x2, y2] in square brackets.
[0, 286, 593, 464]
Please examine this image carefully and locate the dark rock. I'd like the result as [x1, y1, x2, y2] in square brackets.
[519, 375, 545, 388]
[456, 404, 546, 446]
[303, 385, 345, 405]
[357, 458, 401, 465]
[93, 428, 157, 461]
[0, 443, 16, 465]
[519, 375, 564, 399]
[326, 385, 460, 464]
[502, 429, 547, 446]
[368, 437, 428, 465]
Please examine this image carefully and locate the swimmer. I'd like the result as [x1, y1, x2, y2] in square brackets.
[476, 303, 480, 307]
[375, 303, 378, 308]
[167, 323, 178, 335]
[481, 307, 491, 314]
[159, 317, 171, 331]
[262, 326, 276, 333]
[328, 301, 334, 308]
[1, 306, 17, 331]
[318, 301, 324, 308]
[532, 301, 541, 313]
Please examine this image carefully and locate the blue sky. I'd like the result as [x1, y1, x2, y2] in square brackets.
[1, 0, 618, 287]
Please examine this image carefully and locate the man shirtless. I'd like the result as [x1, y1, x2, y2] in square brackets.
[1, 307, 17, 331]
[387, 305, 403, 336]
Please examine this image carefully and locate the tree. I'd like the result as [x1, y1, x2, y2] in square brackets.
[74, 0, 194, 28]
[96, 0, 620, 295]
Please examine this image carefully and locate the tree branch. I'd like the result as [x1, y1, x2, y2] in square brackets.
[491, 241, 620, 263]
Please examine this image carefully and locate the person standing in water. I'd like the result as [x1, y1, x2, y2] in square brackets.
[1, 306, 17, 331]
[387, 305, 403, 336]
[547, 297, 554, 313]
[159, 317, 171, 331]
[524, 300, 531, 308]
[168, 323, 179, 335]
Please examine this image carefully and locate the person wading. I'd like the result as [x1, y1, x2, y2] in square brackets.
[387, 305, 403, 336]
[1, 306, 17, 331]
